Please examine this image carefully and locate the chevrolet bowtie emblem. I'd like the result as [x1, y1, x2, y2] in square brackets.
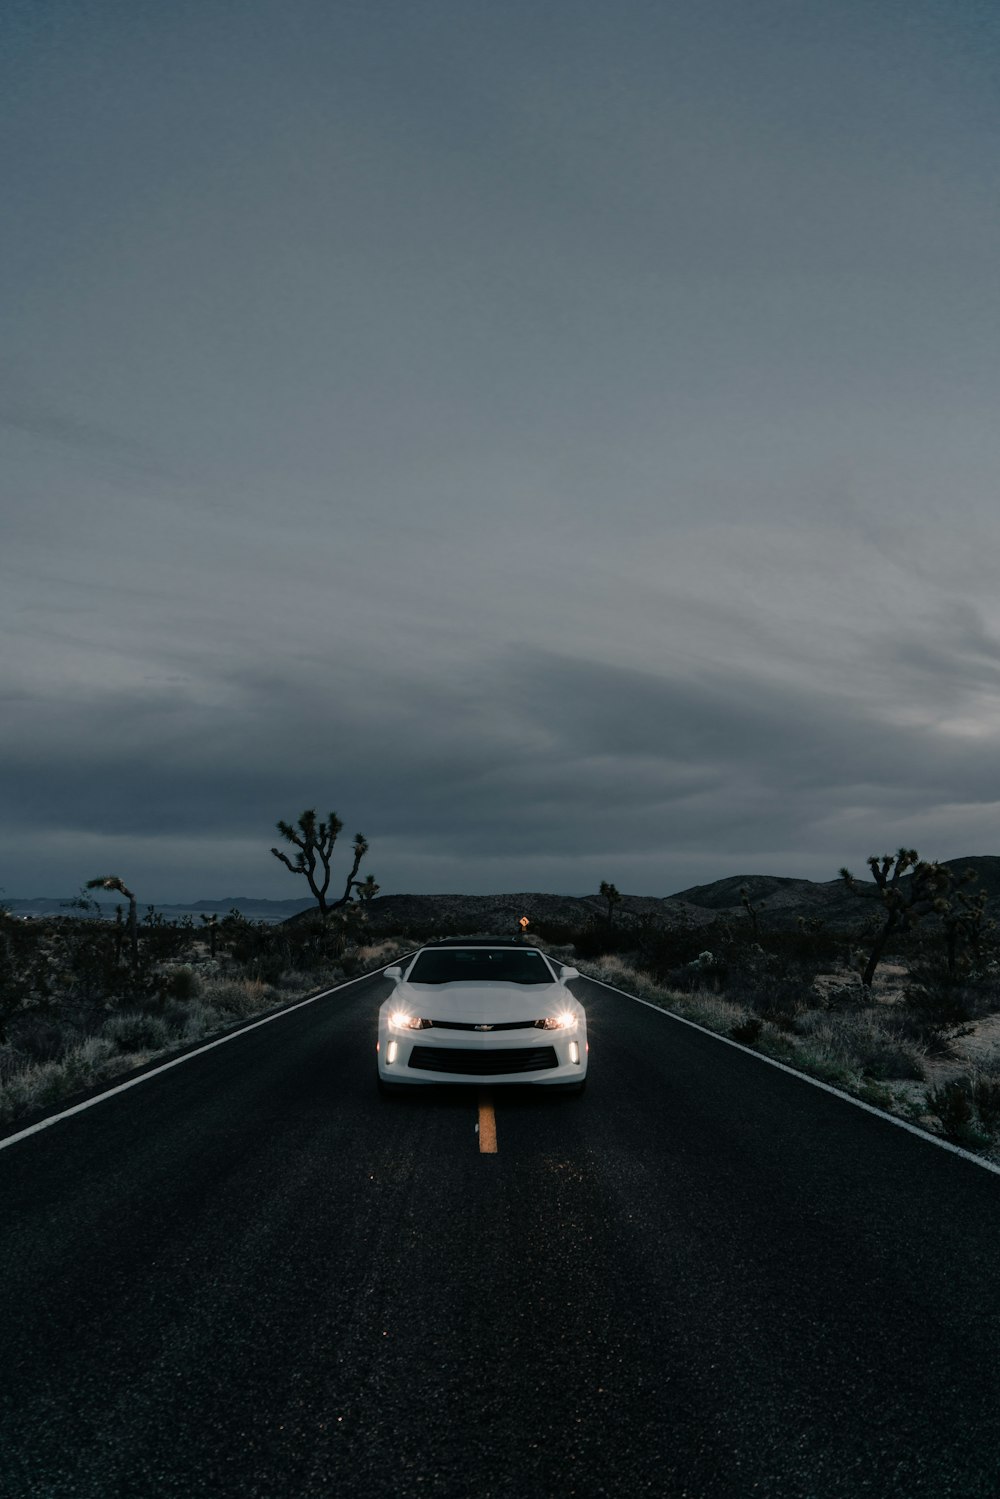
[475, 1023, 493, 1031]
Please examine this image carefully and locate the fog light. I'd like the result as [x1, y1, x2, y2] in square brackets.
[569, 1040, 580, 1065]
[387, 1040, 398, 1065]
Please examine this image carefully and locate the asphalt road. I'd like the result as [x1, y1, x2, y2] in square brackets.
[2, 970, 1000, 1499]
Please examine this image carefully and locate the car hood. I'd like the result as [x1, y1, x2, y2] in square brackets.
[390, 981, 567, 1023]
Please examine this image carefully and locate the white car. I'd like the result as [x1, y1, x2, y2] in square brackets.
[376, 942, 587, 1093]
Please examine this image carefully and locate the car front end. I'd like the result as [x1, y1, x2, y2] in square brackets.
[376, 945, 587, 1090]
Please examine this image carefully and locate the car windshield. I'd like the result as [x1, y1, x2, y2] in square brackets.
[406, 949, 554, 985]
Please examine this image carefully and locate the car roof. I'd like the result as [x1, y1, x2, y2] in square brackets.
[416, 937, 534, 950]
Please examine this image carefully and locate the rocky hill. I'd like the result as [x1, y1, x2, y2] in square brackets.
[361, 857, 1000, 936]
[360, 890, 714, 935]
[11, 857, 999, 935]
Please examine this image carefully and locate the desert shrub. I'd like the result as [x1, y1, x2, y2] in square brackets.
[755, 1027, 798, 1062]
[781, 921, 845, 968]
[0, 1037, 118, 1123]
[731, 1016, 763, 1045]
[582, 954, 660, 992]
[102, 1012, 171, 1053]
[48, 922, 122, 1003]
[526, 937, 577, 962]
[971, 1075, 1000, 1135]
[580, 954, 751, 1039]
[161, 965, 201, 1001]
[661, 949, 730, 994]
[856, 1080, 897, 1110]
[276, 968, 318, 992]
[792, 1051, 852, 1086]
[559, 920, 637, 961]
[0, 1062, 51, 1122]
[0, 919, 418, 1129]
[675, 994, 750, 1033]
[794, 1009, 926, 1082]
[179, 1001, 225, 1041]
[906, 973, 975, 1027]
[724, 949, 817, 1024]
[158, 999, 194, 1032]
[857, 1034, 927, 1081]
[0, 921, 54, 1037]
[11, 1015, 71, 1064]
[926, 1078, 990, 1149]
[201, 978, 274, 1019]
[632, 924, 726, 981]
[820, 978, 867, 1011]
[904, 955, 1000, 1031]
[61, 1035, 116, 1083]
[355, 939, 411, 966]
[0, 1044, 25, 1084]
[137, 910, 197, 964]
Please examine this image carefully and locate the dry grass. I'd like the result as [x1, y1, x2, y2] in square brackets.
[0, 1037, 135, 1124]
[201, 977, 276, 1019]
[585, 954, 748, 1027]
[355, 939, 412, 965]
[0, 946, 407, 1129]
[794, 1009, 927, 1081]
[580, 951, 1000, 1157]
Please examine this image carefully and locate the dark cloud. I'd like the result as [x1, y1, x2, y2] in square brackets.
[885, 602, 1000, 703]
[3, 641, 999, 897]
[3, 1, 1000, 897]
[0, 370, 176, 481]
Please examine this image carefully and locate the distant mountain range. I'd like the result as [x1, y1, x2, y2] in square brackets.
[309, 855, 1000, 933]
[3, 895, 317, 923]
[9, 856, 1000, 932]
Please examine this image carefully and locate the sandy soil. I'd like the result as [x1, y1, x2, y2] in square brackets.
[816, 961, 1000, 1087]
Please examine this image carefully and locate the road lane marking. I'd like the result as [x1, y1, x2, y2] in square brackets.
[577, 971, 1000, 1180]
[0, 958, 416, 1155]
[478, 1090, 498, 1153]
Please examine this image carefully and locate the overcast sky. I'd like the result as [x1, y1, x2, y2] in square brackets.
[4, 0, 1000, 902]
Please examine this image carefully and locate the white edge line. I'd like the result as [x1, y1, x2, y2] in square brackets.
[0, 958, 415, 1155]
[578, 970, 1000, 1180]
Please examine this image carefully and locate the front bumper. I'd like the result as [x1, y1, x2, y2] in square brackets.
[377, 1027, 588, 1085]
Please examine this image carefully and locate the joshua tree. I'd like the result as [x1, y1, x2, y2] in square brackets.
[271, 810, 369, 915]
[200, 912, 219, 961]
[739, 885, 766, 939]
[840, 849, 953, 989]
[353, 874, 381, 905]
[599, 881, 623, 929]
[86, 875, 138, 967]
[939, 870, 993, 975]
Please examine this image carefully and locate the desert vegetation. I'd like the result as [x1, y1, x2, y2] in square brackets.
[5, 841, 1000, 1159]
[0, 896, 408, 1128]
[528, 852, 1000, 1158]
[271, 808, 370, 915]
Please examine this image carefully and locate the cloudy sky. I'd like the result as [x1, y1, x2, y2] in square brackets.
[4, 0, 1000, 902]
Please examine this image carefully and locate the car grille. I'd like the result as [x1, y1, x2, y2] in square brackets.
[427, 1019, 538, 1031]
[408, 1045, 559, 1075]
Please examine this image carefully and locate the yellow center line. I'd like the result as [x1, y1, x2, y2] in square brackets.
[478, 1089, 498, 1153]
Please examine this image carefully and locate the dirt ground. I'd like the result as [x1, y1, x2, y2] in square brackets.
[815, 961, 1000, 1088]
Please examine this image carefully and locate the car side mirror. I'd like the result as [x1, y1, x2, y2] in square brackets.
[384, 966, 403, 981]
[561, 966, 579, 980]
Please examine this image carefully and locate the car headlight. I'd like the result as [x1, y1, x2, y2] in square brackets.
[535, 1011, 578, 1031]
[389, 1011, 429, 1030]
